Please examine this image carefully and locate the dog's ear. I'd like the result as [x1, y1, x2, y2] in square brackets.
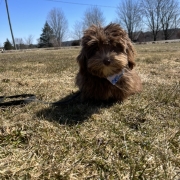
[126, 40, 136, 69]
[77, 50, 87, 74]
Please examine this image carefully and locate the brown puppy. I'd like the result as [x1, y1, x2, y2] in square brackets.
[76, 23, 142, 102]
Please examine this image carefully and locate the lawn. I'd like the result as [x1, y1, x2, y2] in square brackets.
[0, 43, 179, 179]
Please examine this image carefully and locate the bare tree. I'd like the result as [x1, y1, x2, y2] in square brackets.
[141, 0, 163, 41]
[82, 6, 105, 29]
[117, 0, 142, 40]
[24, 35, 34, 47]
[15, 38, 24, 49]
[160, 0, 180, 40]
[72, 21, 84, 40]
[36, 38, 40, 45]
[47, 8, 68, 46]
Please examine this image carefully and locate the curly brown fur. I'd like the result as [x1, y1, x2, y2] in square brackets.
[76, 23, 142, 102]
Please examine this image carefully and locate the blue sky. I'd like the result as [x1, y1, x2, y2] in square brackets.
[0, 0, 120, 46]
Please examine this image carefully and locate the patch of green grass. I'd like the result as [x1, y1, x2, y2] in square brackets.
[0, 44, 180, 179]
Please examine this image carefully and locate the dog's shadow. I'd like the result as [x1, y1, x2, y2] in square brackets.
[36, 92, 115, 125]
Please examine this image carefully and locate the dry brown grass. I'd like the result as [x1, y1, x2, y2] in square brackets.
[0, 43, 180, 179]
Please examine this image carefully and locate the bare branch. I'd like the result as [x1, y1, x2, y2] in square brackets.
[117, 0, 142, 40]
[160, 0, 180, 40]
[141, 0, 164, 41]
[82, 6, 106, 29]
[72, 21, 84, 40]
[47, 8, 68, 46]
[15, 38, 24, 49]
[24, 35, 34, 48]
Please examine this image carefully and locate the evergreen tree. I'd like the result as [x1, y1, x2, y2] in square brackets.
[4, 39, 14, 50]
[38, 21, 54, 48]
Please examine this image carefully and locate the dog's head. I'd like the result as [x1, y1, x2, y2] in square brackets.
[77, 23, 135, 78]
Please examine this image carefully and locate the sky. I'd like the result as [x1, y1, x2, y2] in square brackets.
[0, 0, 121, 46]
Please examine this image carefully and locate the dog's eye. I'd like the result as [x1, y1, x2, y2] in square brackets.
[112, 45, 123, 53]
[86, 46, 98, 58]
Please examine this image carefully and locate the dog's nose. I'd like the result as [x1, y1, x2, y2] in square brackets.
[103, 58, 111, 66]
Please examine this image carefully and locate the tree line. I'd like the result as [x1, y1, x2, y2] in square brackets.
[2, 0, 180, 50]
[116, 0, 180, 41]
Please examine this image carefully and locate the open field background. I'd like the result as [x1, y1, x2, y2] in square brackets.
[0, 43, 180, 179]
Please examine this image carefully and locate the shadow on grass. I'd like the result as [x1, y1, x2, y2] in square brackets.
[36, 92, 115, 125]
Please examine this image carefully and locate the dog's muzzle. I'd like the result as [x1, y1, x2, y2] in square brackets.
[103, 58, 111, 66]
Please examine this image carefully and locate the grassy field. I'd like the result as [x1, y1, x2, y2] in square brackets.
[0, 43, 179, 179]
